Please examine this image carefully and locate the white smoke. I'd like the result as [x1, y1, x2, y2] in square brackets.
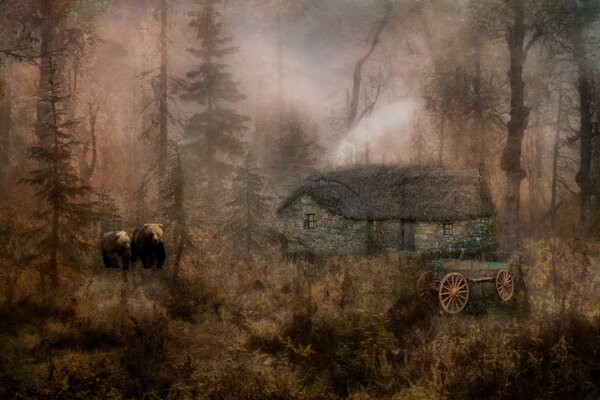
[333, 99, 420, 165]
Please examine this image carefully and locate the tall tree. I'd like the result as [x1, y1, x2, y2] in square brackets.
[78, 102, 98, 184]
[543, 0, 600, 236]
[549, 86, 564, 229]
[347, 2, 391, 129]
[134, 0, 176, 213]
[225, 150, 270, 260]
[21, 59, 95, 290]
[161, 141, 190, 280]
[0, 76, 11, 196]
[182, 0, 250, 219]
[499, 0, 548, 249]
[420, 2, 507, 169]
[158, 0, 169, 181]
[568, 0, 600, 238]
[0, 0, 108, 188]
[268, 109, 320, 196]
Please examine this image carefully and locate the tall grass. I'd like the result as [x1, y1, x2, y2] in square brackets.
[0, 240, 598, 399]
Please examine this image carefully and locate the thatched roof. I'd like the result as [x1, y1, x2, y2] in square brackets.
[278, 164, 494, 221]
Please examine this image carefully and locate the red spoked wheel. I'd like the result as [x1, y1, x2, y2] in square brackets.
[438, 272, 469, 314]
[495, 269, 514, 301]
[416, 271, 435, 303]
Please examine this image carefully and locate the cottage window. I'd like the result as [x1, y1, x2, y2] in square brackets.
[443, 223, 454, 235]
[370, 220, 381, 232]
[305, 213, 317, 229]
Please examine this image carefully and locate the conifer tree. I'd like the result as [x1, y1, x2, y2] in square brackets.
[96, 191, 122, 234]
[21, 60, 95, 290]
[161, 141, 190, 279]
[270, 110, 319, 195]
[181, 0, 250, 219]
[276, 113, 317, 173]
[225, 150, 270, 260]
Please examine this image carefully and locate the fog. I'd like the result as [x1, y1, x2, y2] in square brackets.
[0, 1, 599, 397]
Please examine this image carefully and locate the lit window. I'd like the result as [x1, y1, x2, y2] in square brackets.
[370, 220, 381, 232]
[443, 223, 453, 235]
[305, 213, 317, 229]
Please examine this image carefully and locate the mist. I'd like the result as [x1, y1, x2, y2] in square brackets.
[0, 0, 599, 398]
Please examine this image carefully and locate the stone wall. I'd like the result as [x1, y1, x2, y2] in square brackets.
[413, 218, 496, 257]
[278, 195, 369, 255]
[369, 220, 402, 253]
[278, 195, 496, 257]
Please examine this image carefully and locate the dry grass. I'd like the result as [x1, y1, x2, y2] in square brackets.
[0, 240, 599, 399]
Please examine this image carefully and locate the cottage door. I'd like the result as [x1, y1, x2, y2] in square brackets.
[401, 221, 415, 251]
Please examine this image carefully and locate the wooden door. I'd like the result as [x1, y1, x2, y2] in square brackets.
[402, 221, 415, 251]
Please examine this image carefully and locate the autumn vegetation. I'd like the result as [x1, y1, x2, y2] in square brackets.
[0, 0, 599, 398]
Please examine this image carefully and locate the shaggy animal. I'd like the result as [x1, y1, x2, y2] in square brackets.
[131, 223, 166, 269]
[101, 231, 132, 269]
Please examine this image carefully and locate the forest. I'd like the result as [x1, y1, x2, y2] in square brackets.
[0, 0, 599, 398]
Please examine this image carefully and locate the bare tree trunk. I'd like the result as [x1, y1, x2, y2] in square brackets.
[502, 0, 538, 315]
[172, 231, 183, 281]
[276, 0, 284, 110]
[550, 89, 563, 229]
[533, 125, 543, 232]
[525, 112, 543, 236]
[574, 37, 593, 239]
[0, 77, 11, 195]
[347, 5, 390, 128]
[245, 163, 252, 260]
[49, 68, 60, 291]
[171, 146, 186, 281]
[501, 0, 530, 251]
[472, 39, 488, 173]
[438, 115, 445, 166]
[158, 0, 169, 181]
[79, 103, 98, 183]
[37, 15, 55, 141]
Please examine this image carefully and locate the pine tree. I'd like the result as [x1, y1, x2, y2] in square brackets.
[181, 0, 250, 219]
[158, 0, 169, 182]
[96, 191, 122, 234]
[225, 150, 270, 260]
[276, 113, 317, 172]
[161, 140, 190, 279]
[21, 59, 95, 290]
[270, 110, 319, 195]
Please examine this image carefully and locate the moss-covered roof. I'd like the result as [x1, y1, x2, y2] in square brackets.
[278, 164, 494, 221]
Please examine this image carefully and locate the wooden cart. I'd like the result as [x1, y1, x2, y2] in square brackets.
[416, 259, 514, 314]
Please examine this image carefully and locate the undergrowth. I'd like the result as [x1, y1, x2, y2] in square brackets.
[0, 242, 598, 399]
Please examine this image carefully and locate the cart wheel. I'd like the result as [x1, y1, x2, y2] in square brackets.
[495, 269, 513, 301]
[438, 272, 469, 314]
[416, 271, 435, 303]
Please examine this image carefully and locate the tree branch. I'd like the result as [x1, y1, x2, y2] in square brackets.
[347, 3, 391, 128]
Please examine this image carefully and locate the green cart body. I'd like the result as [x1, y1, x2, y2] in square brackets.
[417, 259, 514, 314]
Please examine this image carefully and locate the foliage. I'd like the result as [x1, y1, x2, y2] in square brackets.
[161, 140, 192, 277]
[224, 150, 271, 260]
[181, 0, 250, 219]
[20, 60, 96, 287]
[274, 109, 319, 174]
[0, 245, 598, 398]
[95, 191, 122, 234]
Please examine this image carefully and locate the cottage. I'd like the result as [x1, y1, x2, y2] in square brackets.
[277, 165, 496, 257]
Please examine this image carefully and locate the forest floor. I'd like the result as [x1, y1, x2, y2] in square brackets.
[0, 240, 599, 399]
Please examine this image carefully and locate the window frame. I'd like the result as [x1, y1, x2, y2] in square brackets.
[305, 213, 317, 229]
[443, 222, 454, 236]
[370, 219, 381, 232]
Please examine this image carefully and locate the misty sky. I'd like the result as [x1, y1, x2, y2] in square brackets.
[89, 0, 418, 164]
